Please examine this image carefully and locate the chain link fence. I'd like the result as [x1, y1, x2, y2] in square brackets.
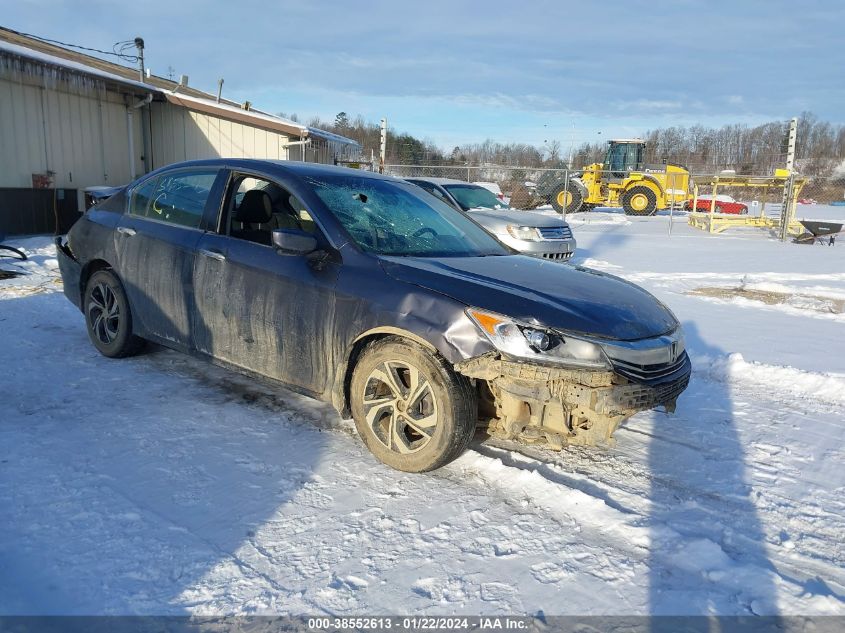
[793, 175, 845, 207]
[386, 164, 691, 217]
[386, 163, 568, 209]
[386, 163, 844, 243]
[689, 175, 845, 217]
[387, 164, 845, 219]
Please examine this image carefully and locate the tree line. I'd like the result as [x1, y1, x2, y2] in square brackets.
[572, 112, 845, 176]
[281, 110, 845, 177]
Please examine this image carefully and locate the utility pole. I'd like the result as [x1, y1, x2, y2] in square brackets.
[379, 117, 387, 174]
[134, 37, 145, 82]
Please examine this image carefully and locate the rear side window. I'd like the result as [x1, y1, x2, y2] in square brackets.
[129, 178, 158, 218]
[131, 170, 218, 229]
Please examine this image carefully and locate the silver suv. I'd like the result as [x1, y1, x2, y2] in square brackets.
[406, 177, 576, 261]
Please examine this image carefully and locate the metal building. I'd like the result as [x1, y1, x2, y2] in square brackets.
[0, 27, 361, 235]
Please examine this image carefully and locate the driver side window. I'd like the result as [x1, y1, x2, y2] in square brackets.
[225, 174, 319, 246]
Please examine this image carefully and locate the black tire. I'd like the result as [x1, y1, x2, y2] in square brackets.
[350, 336, 477, 472]
[549, 182, 584, 214]
[84, 269, 144, 358]
[621, 186, 658, 216]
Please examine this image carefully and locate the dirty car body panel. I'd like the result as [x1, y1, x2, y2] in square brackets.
[57, 159, 690, 459]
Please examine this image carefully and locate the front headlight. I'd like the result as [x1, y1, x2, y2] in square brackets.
[466, 308, 610, 369]
[506, 225, 541, 241]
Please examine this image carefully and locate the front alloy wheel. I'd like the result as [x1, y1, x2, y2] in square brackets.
[362, 360, 438, 454]
[350, 337, 477, 472]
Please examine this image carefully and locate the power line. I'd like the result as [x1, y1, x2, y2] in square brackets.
[15, 31, 139, 63]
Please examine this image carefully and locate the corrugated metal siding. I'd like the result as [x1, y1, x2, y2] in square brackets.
[2, 53, 351, 200]
[0, 76, 141, 189]
[0, 78, 48, 186]
[149, 102, 291, 169]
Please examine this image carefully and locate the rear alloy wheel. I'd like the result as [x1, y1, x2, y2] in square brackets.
[350, 337, 476, 472]
[621, 186, 658, 216]
[550, 182, 584, 214]
[84, 269, 144, 358]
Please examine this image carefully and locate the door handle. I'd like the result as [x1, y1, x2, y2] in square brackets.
[117, 226, 136, 236]
[199, 249, 226, 262]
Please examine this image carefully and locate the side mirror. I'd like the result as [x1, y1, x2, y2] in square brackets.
[272, 229, 318, 256]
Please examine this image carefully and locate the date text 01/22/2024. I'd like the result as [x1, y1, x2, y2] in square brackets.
[307, 617, 528, 630]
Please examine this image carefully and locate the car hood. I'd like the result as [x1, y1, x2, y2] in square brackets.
[467, 208, 568, 230]
[379, 255, 677, 341]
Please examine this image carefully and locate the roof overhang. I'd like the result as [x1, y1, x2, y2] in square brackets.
[163, 92, 306, 137]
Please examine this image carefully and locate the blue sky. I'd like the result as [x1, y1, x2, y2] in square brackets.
[7, 0, 844, 149]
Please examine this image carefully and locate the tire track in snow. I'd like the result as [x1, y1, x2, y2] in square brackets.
[148, 342, 845, 600]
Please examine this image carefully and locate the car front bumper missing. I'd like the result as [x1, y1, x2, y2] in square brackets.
[455, 352, 691, 449]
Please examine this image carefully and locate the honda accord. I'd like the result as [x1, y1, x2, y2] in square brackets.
[56, 160, 690, 472]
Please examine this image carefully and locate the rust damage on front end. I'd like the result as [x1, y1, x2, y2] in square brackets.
[454, 352, 688, 449]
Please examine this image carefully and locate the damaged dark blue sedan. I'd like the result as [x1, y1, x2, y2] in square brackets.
[56, 159, 690, 472]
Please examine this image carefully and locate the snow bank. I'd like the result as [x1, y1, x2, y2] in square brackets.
[694, 353, 845, 408]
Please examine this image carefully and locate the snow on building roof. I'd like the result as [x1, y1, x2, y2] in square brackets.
[0, 39, 154, 93]
[306, 126, 362, 147]
[0, 28, 360, 149]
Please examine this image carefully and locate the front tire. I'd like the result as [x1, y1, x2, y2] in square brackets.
[350, 337, 476, 472]
[84, 269, 144, 358]
[621, 186, 658, 216]
[550, 181, 584, 214]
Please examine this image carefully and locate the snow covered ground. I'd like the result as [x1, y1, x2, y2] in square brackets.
[1, 208, 844, 616]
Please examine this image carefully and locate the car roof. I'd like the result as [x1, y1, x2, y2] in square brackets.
[144, 158, 405, 183]
[405, 176, 474, 186]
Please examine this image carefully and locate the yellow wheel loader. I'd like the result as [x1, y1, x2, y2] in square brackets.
[536, 139, 691, 216]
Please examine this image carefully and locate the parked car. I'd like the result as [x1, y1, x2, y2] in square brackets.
[83, 185, 123, 211]
[405, 177, 576, 261]
[684, 194, 748, 214]
[56, 159, 690, 472]
[472, 181, 505, 201]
